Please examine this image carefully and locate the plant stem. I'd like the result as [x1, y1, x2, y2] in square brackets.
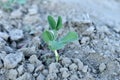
[54, 50, 59, 62]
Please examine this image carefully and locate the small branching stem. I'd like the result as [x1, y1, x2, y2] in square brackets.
[54, 50, 59, 62]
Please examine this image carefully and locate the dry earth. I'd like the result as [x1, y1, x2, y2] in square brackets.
[0, 0, 120, 80]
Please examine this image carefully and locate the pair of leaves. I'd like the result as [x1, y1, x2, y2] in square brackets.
[48, 16, 63, 31]
[42, 31, 78, 51]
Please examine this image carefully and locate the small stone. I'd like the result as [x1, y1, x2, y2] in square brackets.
[70, 74, 79, 80]
[99, 63, 106, 72]
[69, 63, 78, 71]
[49, 63, 59, 73]
[0, 38, 6, 49]
[9, 29, 24, 41]
[35, 64, 44, 72]
[82, 26, 95, 35]
[4, 46, 13, 53]
[19, 47, 36, 57]
[73, 59, 84, 70]
[62, 71, 70, 78]
[42, 69, 49, 76]
[27, 63, 35, 73]
[10, 10, 22, 19]
[62, 57, 72, 67]
[81, 37, 90, 44]
[29, 55, 42, 66]
[8, 69, 18, 80]
[28, 5, 38, 15]
[16, 72, 34, 80]
[17, 65, 24, 75]
[33, 73, 38, 77]
[0, 32, 9, 40]
[60, 68, 68, 73]
[46, 73, 57, 80]
[0, 51, 7, 60]
[4, 52, 23, 69]
[37, 73, 45, 80]
[24, 15, 40, 24]
[82, 65, 88, 73]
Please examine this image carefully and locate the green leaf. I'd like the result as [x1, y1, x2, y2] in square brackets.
[56, 16, 63, 30]
[48, 41, 65, 50]
[16, 0, 26, 4]
[60, 32, 78, 44]
[42, 30, 54, 43]
[48, 16, 56, 30]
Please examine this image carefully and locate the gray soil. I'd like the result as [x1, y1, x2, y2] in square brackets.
[0, 0, 120, 80]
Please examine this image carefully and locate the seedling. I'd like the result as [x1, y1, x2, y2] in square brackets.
[42, 16, 78, 62]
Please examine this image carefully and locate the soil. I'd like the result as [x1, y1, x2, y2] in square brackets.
[0, 0, 120, 80]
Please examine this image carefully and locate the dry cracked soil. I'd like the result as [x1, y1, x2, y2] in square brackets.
[0, 0, 120, 80]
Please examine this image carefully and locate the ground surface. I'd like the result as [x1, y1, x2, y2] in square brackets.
[0, 0, 120, 80]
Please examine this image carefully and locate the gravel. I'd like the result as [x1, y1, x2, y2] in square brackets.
[8, 69, 18, 80]
[9, 29, 24, 41]
[3, 52, 24, 69]
[0, 0, 120, 80]
[99, 63, 106, 72]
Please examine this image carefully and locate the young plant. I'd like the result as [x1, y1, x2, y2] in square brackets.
[42, 16, 78, 62]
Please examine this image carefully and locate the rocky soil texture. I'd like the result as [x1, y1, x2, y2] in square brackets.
[0, 0, 120, 80]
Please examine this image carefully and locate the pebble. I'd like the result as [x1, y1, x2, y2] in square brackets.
[19, 47, 36, 57]
[37, 73, 45, 80]
[81, 36, 90, 44]
[17, 65, 24, 75]
[28, 5, 38, 15]
[73, 59, 84, 70]
[82, 65, 88, 73]
[62, 71, 70, 78]
[4, 46, 13, 53]
[82, 26, 95, 35]
[9, 29, 24, 41]
[16, 72, 33, 80]
[42, 69, 49, 76]
[60, 68, 68, 73]
[70, 74, 79, 80]
[62, 57, 72, 67]
[49, 63, 59, 73]
[0, 32, 9, 40]
[27, 63, 35, 73]
[35, 64, 44, 72]
[0, 38, 6, 49]
[24, 14, 40, 24]
[0, 51, 7, 60]
[46, 73, 57, 80]
[10, 10, 22, 19]
[8, 69, 18, 80]
[69, 63, 78, 71]
[4, 52, 24, 69]
[99, 63, 106, 72]
[29, 55, 42, 66]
